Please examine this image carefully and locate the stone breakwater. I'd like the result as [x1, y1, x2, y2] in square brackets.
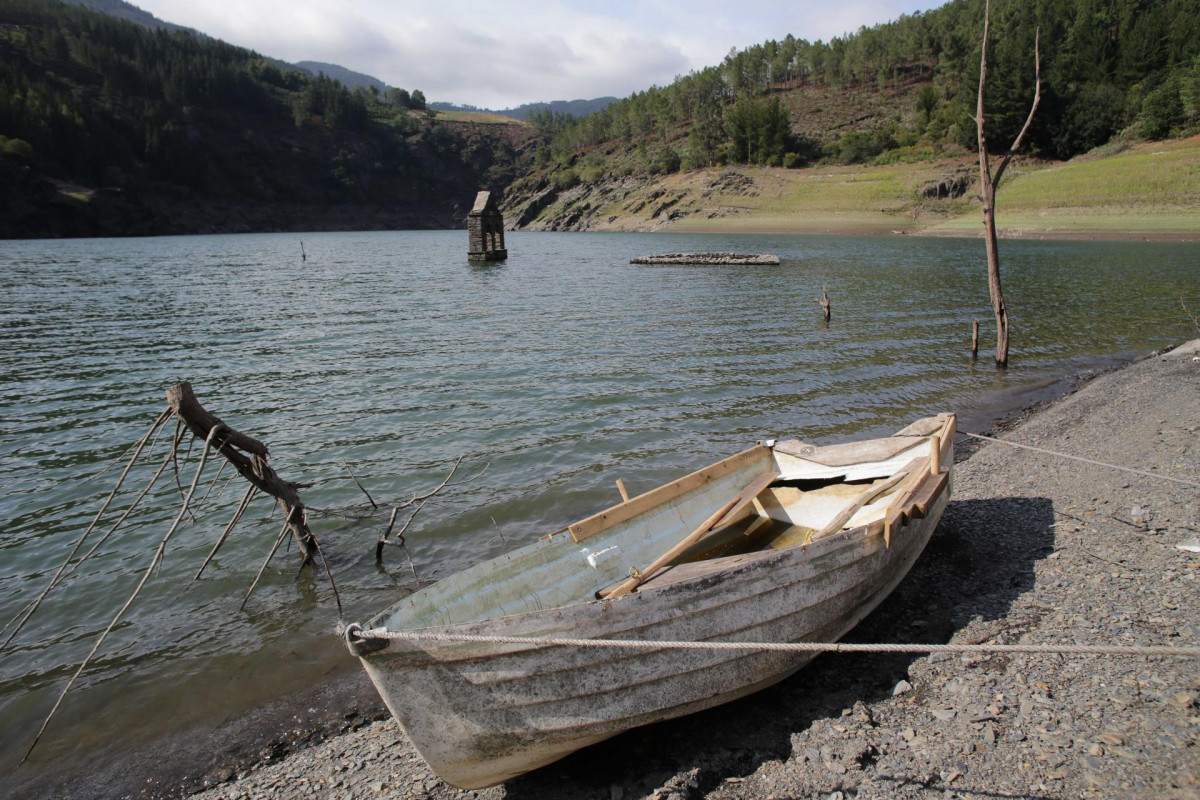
[631, 253, 781, 265]
[193, 341, 1199, 800]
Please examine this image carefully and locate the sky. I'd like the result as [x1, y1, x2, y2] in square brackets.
[131, 0, 951, 109]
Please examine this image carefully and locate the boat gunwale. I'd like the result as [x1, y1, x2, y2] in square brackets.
[363, 464, 951, 668]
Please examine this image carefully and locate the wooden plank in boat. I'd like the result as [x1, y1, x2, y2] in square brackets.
[640, 547, 781, 587]
[938, 415, 956, 461]
[570, 445, 770, 543]
[712, 471, 780, 529]
[908, 470, 949, 518]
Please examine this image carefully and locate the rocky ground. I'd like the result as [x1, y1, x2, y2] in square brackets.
[191, 342, 1200, 800]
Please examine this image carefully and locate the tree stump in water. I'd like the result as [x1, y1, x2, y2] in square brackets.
[165, 382, 318, 565]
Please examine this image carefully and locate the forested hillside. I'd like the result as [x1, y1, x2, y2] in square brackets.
[510, 0, 1200, 204]
[0, 0, 531, 238]
[2, 0, 1197, 239]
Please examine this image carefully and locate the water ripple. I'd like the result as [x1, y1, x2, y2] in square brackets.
[0, 230, 1195, 782]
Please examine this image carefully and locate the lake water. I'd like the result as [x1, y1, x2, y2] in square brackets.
[1, 230, 1196, 794]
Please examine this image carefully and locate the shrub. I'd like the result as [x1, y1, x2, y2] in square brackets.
[1141, 78, 1184, 139]
[0, 136, 34, 159]
[551, 168, 580, 189]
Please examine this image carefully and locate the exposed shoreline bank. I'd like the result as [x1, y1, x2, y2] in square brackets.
[660, 218, 1198, 242]
[173, 337, 1198, 800]
[15, 339, 1192, 800]
[501, 136, 1199, 242]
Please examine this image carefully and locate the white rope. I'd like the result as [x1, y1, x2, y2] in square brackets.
[352, 628, 1200, 658]
[959, 431, 1200, 489]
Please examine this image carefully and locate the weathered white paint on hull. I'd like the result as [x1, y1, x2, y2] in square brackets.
[354, 417, 954, 789]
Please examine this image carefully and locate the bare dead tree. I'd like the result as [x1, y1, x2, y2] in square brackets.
[12, 381, 487, 762]
[975, 0, 1040, 367]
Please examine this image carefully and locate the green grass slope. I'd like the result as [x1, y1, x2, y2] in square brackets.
[505, 136, 1198, 240]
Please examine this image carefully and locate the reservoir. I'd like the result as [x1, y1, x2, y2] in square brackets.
[0, 230, 1195, 796]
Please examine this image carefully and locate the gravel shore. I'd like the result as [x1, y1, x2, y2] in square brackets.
[192, 341, 1200, 800]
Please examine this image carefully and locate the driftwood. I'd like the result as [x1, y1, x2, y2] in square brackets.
[166, 382, 318, 565]
[12, 381, 487, 762]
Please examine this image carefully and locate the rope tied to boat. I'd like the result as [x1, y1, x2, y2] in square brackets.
[343, 626, 1200, 659]
[957, 431, 1200, 489]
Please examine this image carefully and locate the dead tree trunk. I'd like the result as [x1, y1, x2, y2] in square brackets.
[975, 0, 1040, 367]
[165, 382, 318, 565]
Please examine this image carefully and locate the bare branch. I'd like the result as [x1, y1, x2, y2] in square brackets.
[65, 449, 175, 584]
[1, 408, 173, 649]
[83, 407, 171, 483]
[194, 484, 258, 581]
[310, 455, 485, 522]
[306, 524, 343, 615]
[975, 0, 992, 185]
[169, 419, 199, 524]
[195, 459, 230, 510]
[994, 26, 1041, 189]
[342, 461, 377, 509]
[241, 518, 291, 611]
[403, 455, 467, 507]
[389, 504, 426, 544]
[376, 507, 402, 563]
[373, 456, 484, 565]
[23, 420, 220, 762]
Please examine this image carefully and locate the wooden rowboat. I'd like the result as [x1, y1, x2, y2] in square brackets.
[345, 414, 956, 788]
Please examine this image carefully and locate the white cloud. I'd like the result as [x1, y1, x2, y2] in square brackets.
[132, 0, 949, 108]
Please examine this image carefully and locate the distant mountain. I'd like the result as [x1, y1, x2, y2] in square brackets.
[499, 98, 618, 120]
[58, 1, 396, 94]
[59, 0, 192, 32]
[432, 97, 618, 120]
[294, 61, 388, 93]
[434, 95, 619, 119]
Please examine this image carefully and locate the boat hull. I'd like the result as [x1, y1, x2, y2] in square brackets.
[357, 456, 950, 788]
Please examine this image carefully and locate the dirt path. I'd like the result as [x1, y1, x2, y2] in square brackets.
[192, 341, 1200, 800]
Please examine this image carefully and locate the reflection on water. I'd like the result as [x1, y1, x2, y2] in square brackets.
[0, 230, 1195, 788]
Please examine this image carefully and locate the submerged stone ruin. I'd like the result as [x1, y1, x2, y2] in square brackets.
[467, 191, 507, 262]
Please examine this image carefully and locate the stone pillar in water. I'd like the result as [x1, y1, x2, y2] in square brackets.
[467, 191, 507, 262]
